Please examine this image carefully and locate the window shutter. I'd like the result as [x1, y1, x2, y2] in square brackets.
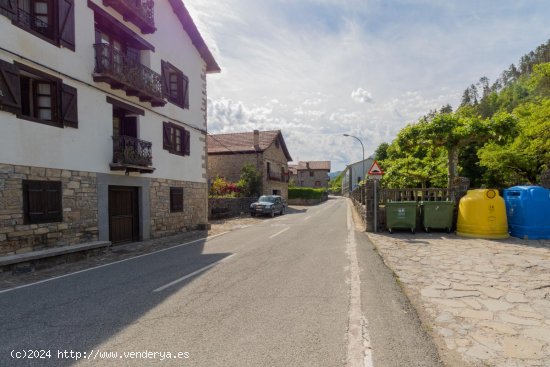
[0, 0, 17, 20]
[0, 59, 21, 114]
[45, 181, 62, 222]
[170, 187, 184, 212]
[61, 83, 78, 128]
[23, 180, 62, 223]
[182, 74, 189, 109]
[183, 129, 190, 156]
[163, 121, 173, 151]
[160, 61, 170, 98]
[58, 0, 76, 51]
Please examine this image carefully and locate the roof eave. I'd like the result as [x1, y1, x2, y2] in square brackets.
[168, 0, 221, 73]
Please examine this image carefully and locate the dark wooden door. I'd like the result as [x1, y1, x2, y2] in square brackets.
[108, 186, 139, 244]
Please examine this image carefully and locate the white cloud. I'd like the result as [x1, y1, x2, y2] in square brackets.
[186, 0, 550, 171]
[351, 88, 373, 103]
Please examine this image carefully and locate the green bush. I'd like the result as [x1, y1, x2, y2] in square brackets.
[288, 187, 327, 199]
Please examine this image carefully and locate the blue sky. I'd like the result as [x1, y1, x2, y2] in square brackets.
[185, 0, 550, 171]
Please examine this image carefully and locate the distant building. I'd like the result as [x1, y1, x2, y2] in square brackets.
[341, 158, 374, 196]
[207, 130, 292, 199]
[293, 161, 331, 189]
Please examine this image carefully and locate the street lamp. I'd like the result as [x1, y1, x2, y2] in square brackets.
[343, 134, 365, 187]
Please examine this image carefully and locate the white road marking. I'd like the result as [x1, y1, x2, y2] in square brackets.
[304, 216, 311, 221]
[153, 254, 236, 293]
[269, 227, 290, 239]
[346, 202, 373, 367]
[0, 232, 230, 295]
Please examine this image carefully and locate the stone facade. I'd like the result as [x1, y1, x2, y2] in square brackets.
[207, 145, 290, 199]
[0, 164, 98, 256]
[208, 153, 261, 183]
[208, 197, 257, 219]
[296, 169, 330, 188]
[150, 179, 208, 238]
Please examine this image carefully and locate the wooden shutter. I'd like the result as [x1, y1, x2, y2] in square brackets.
[61, 83, 78, 128]
[160, 61, 170, 98]
[0, 0, 17, 20]
[0, 59, 21, 114]
[58, 0, 76, 51]
[182, 74, 189, 109]
[24, 180, 62, 224]
[183, 129, 190, 156]
[162, 121, 173, 151]
[170, 187, 184, 212]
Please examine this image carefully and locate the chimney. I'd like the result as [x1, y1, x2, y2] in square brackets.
[306, 162, 310, 169]
[253, 130, 260, 150]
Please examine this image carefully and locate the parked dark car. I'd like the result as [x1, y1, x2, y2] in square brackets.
[250, 195, 286, 217]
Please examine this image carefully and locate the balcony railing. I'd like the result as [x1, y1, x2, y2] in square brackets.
[15, 6, 53, 38]
[103, 0, 155, 34]
[268, 171, 290, 183]
[110, 135, 154, 173]
[93, 43, 165, 107]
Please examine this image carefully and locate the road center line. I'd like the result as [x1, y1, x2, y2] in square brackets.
[269, 227, 290, 239]
[304, 216, 311, 221]
[153, 254, 236, 293]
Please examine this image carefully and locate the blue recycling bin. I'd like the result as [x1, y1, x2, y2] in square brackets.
[503, 186, 550, 239]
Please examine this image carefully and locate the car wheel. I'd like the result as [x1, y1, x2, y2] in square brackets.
[270, 209, 275, 218]
[280, 207, 285, 215]
[251, 213, 256, 217]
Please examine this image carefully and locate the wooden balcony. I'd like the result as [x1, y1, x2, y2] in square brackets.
[102, 0, 156, 34]
[110, 135, 155, 174]
[93, 43, 165, 107]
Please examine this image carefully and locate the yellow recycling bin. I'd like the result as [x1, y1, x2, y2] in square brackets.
[456, 189, 509, 239]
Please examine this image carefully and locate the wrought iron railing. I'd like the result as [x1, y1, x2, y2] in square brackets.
[113, 135, 153, 167]
[16, 6, 52, 38]
[103, 0, 155, 32]
[94, 43, 163, 100]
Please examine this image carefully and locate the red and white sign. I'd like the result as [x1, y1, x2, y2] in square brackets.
[367, 160, 384, 175]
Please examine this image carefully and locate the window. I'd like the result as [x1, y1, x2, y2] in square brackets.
[315, 181, 321, 186]
[163, 122, 190, 156]
[0, 0, 75, 50]
[161, 60, 188, 108]
[170, 187, 183, 212]
[0, 60, 78, 128]
[309, 171, 314, 177]
[23, 180, 62, 224]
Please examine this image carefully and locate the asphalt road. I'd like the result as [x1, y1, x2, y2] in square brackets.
[0, 197, 441, 367]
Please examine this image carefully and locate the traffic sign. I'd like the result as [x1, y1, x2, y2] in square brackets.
[367, 160, 384, 175]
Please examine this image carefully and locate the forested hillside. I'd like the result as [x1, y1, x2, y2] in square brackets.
[376, 40, 550, 188]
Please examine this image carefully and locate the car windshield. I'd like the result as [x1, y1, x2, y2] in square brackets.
[258, 196, 277, 203]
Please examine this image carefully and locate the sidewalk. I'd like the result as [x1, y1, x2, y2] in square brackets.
[0, 214, 264, 291]
[367, 231, 550, 367]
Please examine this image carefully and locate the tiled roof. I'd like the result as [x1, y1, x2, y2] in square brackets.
[288, 164, 298, 174]
[207, 130, 292, 161]
[296, 161, 331, 171]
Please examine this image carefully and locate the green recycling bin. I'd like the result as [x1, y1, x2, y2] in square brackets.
[421, 201, 454, 233]
[385, 201, 417, 234]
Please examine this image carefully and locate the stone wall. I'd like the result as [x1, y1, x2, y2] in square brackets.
[149, 179, 208, 238]
[262, 143, 289, 199]
[207, 153, 261, 183]
[296, 170, 329, 188]
[208, 197, 257, 219]
[0, 164, 98, 256]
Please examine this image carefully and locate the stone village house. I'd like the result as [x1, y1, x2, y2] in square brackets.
[207, 130, 292, 199]
[0, 0, 220, 256]
[289, 161, 331, 189]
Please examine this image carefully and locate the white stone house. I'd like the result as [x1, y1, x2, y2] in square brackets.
[0, 0, 220, 255]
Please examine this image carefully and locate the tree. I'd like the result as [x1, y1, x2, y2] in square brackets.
[237, 163, 263, 197]
[398, 111, 517, 187]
